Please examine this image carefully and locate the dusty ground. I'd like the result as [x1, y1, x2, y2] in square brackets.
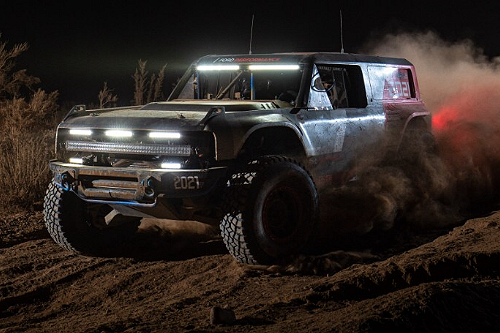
[1, 207, 500, 333]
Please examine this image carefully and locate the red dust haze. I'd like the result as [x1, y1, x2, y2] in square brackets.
[366, 31, 500, 214]
[318, 32, 500, 237]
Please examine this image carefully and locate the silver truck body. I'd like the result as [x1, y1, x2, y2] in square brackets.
[49, 52, 430, 224]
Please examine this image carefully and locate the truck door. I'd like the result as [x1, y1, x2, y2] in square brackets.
[298, 64, 384, 185]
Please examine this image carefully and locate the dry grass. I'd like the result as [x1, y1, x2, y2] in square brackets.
[132, 59, 166, 105]
[0, 36, 58, 210]
[0, 35, 169, 210]
[0, 128, 54, 208]
[98, 81, 118, 108]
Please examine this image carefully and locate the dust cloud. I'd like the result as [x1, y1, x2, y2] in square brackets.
[368, 31, 500, 212]
[130, 218, 222, 259]
[288, 32, 500, 274]
[321, 31, 500, 236]
[364, 31, 500, 111]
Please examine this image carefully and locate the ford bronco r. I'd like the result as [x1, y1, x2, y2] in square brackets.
[43, 52, 432, 264]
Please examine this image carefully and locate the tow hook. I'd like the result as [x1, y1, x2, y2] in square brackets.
[60, 172, 74, 191]
[143, 177, 156, 198]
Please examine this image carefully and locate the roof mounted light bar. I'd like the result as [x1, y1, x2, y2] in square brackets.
[196, 64, 300, 71]
[248, 64, 300, 70]
[197, 65, 240, 71]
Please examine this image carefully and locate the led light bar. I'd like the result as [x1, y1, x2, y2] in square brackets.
[69, 157, 83, 164]
[66, 141, 192, 156]
[248, 64, 300, 70]
[148, 132, 181, 139]
[69, 129, 92, 136]
[105, 130, 133, 137]
[197, 65, 240, 71]
[161, 162, 182, 169]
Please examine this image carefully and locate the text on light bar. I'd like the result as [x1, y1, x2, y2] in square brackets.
[105, 130, 133, 137]
[149, 132, 181, 139]
[197, 65, 240, 71]
[161, 162, 182, 169]
[248, 64, 300, 70]
[69, 129, 92, 136]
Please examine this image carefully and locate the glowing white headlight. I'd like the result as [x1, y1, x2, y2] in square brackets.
[149, 132, 181, 139]
[69, 157, 83, 164]
[161, 162, 182, 169]
[197, 65, 240, 71]
[69, 129, 92, 136]
[249, 64, 300, 70]
[105, 130, 133, 137]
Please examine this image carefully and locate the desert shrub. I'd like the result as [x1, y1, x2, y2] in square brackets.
[0, 89, 58, 130]
[132, 59, 166, 105]
[98, 81, 118, 108]
[0, 40, 39, 99]
[0, 127, 54, 208]
[0, 36, 59, 210]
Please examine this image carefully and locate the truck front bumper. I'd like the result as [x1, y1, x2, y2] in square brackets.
[49, 160, 228, 206]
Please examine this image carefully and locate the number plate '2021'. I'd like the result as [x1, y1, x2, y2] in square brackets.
[174, 176, 200, 190]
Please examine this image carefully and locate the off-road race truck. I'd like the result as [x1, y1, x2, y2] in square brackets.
[43, 52, 432, 264]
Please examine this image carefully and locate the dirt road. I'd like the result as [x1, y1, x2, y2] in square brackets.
[1, 209, 500, 332]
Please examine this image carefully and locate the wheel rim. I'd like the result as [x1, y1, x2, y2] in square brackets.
[261, 183, 304, 243]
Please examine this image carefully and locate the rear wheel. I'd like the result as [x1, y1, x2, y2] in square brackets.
[43, 180, 140, 255]
[397, 127, 437, 163]
[220, 156, 318, 264]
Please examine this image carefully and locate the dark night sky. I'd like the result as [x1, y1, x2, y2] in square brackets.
[1, 0, 499, 106]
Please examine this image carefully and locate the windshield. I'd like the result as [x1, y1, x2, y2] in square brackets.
[173, 65, 303, 105]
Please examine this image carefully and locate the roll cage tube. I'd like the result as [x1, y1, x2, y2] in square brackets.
[216, 70, 245, 99]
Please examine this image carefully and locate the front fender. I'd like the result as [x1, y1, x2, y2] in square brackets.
[206, 110, 304, 161]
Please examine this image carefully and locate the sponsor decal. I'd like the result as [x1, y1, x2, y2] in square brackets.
[383, 69, 411, 99]
[212, 57, 282, 63]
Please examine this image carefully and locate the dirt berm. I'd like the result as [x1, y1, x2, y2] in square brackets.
[1, 209, 500, 332]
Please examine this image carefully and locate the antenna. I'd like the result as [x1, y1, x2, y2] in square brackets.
[340, 9, 345, 53]
[249, 14, 255, 55]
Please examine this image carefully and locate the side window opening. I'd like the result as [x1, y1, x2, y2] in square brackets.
[368, 66, 416, 100]
[308, 64, 367, 109]
[406, 69, 416, 98]
[317, 65, 349, 109]
[177, 74, 196, 99]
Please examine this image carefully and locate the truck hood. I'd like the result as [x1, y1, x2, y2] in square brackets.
[60, 100, 280, 131]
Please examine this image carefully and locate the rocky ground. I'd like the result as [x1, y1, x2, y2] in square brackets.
[1, 205, 500, 333]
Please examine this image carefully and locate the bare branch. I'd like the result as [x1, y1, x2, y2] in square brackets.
[98, 81, 118, 108]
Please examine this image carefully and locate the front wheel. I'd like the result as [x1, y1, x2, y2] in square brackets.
[220, 156, 318, 265]
[43, 180, 140, 255]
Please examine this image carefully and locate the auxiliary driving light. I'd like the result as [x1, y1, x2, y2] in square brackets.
[69, 157, 83, 164]
[161, 162, 182, 169]
[105, 130, 133, 137]
[69, 129, 92, 136]
[148, 132, 181, 139]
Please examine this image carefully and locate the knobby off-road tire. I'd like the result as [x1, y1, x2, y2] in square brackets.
[43, 180, 140, 255]
[220, 156, 319, 265]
